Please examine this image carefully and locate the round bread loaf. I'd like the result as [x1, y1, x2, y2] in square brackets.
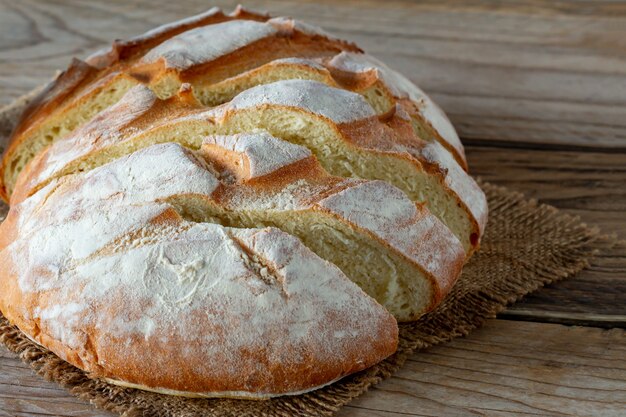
[0, 6, 487, 398]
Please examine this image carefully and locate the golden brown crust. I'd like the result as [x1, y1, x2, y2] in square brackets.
[0, 142, 405, 396]
[7, 7, 258, 145]
[0, 240, 398, 397]
[0, 9, 363, 203]
[0, 59, 96, 200]
[11, 79, 485, 258]
[85, 7, 270, 69]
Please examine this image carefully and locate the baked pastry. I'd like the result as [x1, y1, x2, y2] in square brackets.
[0, 6, 487, 398]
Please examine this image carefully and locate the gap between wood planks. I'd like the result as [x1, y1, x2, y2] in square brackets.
[467, 145, 626, 327]
[464, 139, 626, 154]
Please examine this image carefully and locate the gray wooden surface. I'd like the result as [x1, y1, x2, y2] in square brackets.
[1, 0, 625, 416]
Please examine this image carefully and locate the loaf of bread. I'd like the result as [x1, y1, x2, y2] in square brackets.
[0, 6, 487, 398]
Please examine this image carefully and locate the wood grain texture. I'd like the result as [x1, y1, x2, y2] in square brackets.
[1, 1, 625, 416]
[467, 147, 626, 238]
[1, 0, 626, 147]
[1, 321, 625, 417]
[341, 320, 626, 417]
[466, 146, 626, 326]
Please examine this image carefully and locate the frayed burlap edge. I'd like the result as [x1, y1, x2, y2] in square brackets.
[0, 90, 615, 417]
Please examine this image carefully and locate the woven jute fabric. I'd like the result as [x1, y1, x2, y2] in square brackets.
[0, 92, 607, 417]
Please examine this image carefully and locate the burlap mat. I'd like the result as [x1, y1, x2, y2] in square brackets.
[0, 91, 609, 417]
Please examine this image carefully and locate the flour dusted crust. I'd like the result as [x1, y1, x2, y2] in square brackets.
[326, 52, 465, 166]
[201, 132, 312, 181]
[0, 6, 487, 398]
[13, 79, 486, 254]
[0, 6, 359, 200]
[140, 20, 279, 70]
[0, 143, 398, 396]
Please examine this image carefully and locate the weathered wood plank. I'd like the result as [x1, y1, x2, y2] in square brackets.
[507, 254, 625, 327]
[0, 351, 111, 416]
[467, 146, 626, 325]
[1, 0, 625, 147]
[340, 320, 626, 417]
[467, 147, 626, 238]
[500, 242, 626, 327]
[1, 321, 624, 416]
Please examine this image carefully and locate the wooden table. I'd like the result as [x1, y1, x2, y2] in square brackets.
[1, 1, 625, 415]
